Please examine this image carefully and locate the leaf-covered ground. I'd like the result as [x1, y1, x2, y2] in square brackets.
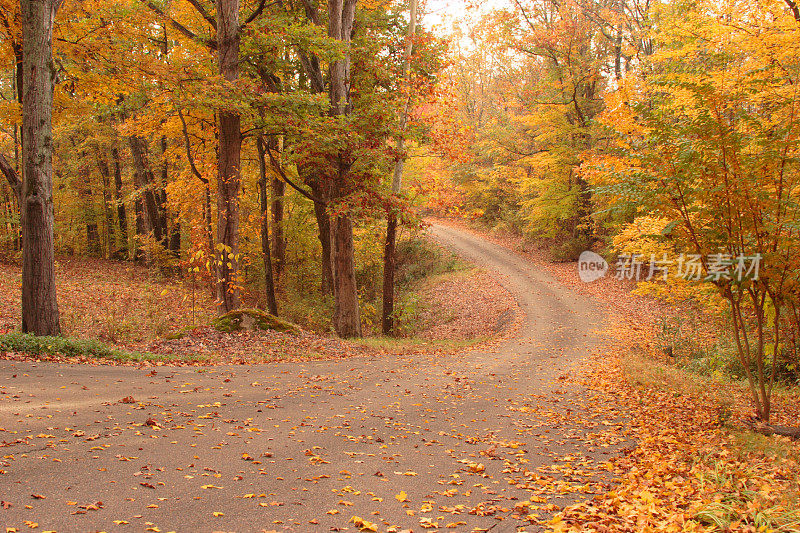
[1, 223, 797, 532]
[1, 223, 621, 532]
[0, 254, 517, 365]
[432, 218, 800, 532]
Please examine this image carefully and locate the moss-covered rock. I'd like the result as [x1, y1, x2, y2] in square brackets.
[212, 308, 301, 335]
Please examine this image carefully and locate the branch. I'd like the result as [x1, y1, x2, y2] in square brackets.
[786, 0, 800, 21]
[185, 0, 216, 29]
[242, 0, 266, 27]
[0, 152, 21, 198]
[298, 0, 321, 26]
[264, 147, 326, 205]
[297, 51, 325, 92]
[142, 0, 217, 50]
[176, 107, 208, 184]
[743, 416, 800, 439]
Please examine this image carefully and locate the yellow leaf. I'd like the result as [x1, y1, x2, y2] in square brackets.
[349, 516, 378, 532]
[395, 491, 408, 502]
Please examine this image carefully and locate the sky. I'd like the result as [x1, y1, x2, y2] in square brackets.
[421, 0, 469, 31]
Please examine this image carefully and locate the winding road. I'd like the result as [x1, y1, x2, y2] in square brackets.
[1, 223, 615, 533]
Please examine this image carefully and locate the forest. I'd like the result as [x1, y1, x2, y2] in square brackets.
[2, 0, 800, 530]
[1, 0, 799, 415]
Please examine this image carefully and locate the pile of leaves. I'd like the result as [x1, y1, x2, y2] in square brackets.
[417, 269, 520, 341]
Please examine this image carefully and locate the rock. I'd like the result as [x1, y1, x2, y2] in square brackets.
[212, 308, 301, 335]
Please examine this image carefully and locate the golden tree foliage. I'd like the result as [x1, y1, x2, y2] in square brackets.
[587, 0, 800, 421]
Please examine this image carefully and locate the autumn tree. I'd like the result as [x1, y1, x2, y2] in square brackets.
[382, 0, 417, 335]
[588, 0, 800, 423]
[0, 0, 63, 335]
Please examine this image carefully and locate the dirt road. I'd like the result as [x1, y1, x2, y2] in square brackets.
[0, 223, 615, 532]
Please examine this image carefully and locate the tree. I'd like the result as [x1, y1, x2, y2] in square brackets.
[589, 0, 800, 423]
[294, 0, 362, 337]
[4, 0, 63, 335]
[215, 0, 243, 312]
[382, 0, 417, 335]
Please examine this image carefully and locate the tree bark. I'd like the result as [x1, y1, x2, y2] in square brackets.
[271, 159, 286, 284]
[382, 213, 397, 334]
[214, 0, 242, 313]
[19, 0, 61, 336]
[256, 136, 278, 315]
[311, 185, 335, 296]
[332, 213, 360, 337]
[158, 136, 170, 247]
[95, 152, 115, 258]
[128, 135, 162, 263]
[327, 0, 361, 337]
[111, 146, 128, 259]
[0, 153, 22, 256]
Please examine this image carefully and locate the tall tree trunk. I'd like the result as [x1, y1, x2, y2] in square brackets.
[332, 213, 360, 337]
[169, 222, 181, 258]
[311, 184, 335, 296]
[111, 146, 128, 259]
[215, 0, 242, 313]
[20, 0, 61, 336]
[256, 136, 278, 315]
[382, 214, 397, 333]
[128, 135, 161, 263]
[382, 0, 417, 335]
[12, 46, 23, 252]
[327, 0, 361, 338]
[95, 152, 115, 259]
[0, 154, 22, 255]
[271, 155, 286, 284]
[158, 136, 169, 246]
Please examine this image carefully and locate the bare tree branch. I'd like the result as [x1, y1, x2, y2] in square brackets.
[0, 152, 21, 198]
[185, 0, 217, 29]
[298, 0, 321, 25]
[264, 146, 326, 205]
[242, 0, 266, 27]
[786, 0, 800, 22]
[176, 107, 208, 183]
[142, 0, 217, 50]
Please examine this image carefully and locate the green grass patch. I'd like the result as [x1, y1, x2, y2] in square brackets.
[0, 331, 205, 363]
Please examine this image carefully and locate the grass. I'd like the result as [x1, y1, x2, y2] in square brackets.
[620, 347, 736, 412]
[0, 331, 205, 363]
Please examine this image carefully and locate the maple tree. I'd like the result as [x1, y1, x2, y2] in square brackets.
[421, 0, 800, 425]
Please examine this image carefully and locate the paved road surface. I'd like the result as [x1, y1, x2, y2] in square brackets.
[1, 224, 612, 533]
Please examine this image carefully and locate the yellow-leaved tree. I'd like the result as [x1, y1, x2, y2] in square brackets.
[588, 0, 800, 424]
